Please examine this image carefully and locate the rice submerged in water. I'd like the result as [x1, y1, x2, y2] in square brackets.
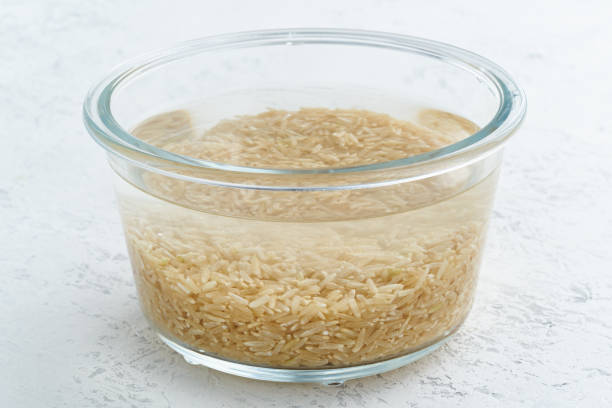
[118, 107, 494, 368]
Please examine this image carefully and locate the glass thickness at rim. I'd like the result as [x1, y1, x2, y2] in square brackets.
[83, 28, 526, 180]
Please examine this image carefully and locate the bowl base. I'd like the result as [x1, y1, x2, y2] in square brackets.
[157, 332, 453, 384]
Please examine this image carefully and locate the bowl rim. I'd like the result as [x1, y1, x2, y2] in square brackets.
[83, 28, 526, 188]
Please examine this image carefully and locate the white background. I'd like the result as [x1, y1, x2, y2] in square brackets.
[2, 1, 612, 406]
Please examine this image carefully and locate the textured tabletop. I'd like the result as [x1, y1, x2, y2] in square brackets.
[2, 1, 611, 406]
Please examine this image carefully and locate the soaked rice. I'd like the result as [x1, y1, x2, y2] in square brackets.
[117, 107, 493, 368]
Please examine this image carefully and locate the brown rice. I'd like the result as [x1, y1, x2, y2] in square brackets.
[117, 107, 494, 368]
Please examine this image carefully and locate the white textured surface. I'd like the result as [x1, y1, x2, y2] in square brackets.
[2, 1, 612, 406]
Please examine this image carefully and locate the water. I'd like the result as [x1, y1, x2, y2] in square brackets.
[112, 96, 500, 370]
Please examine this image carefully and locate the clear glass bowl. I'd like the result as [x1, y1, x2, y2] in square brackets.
[83, 29, 525, 384]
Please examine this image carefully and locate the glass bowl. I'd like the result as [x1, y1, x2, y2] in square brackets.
[83, 28, 525, 384]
